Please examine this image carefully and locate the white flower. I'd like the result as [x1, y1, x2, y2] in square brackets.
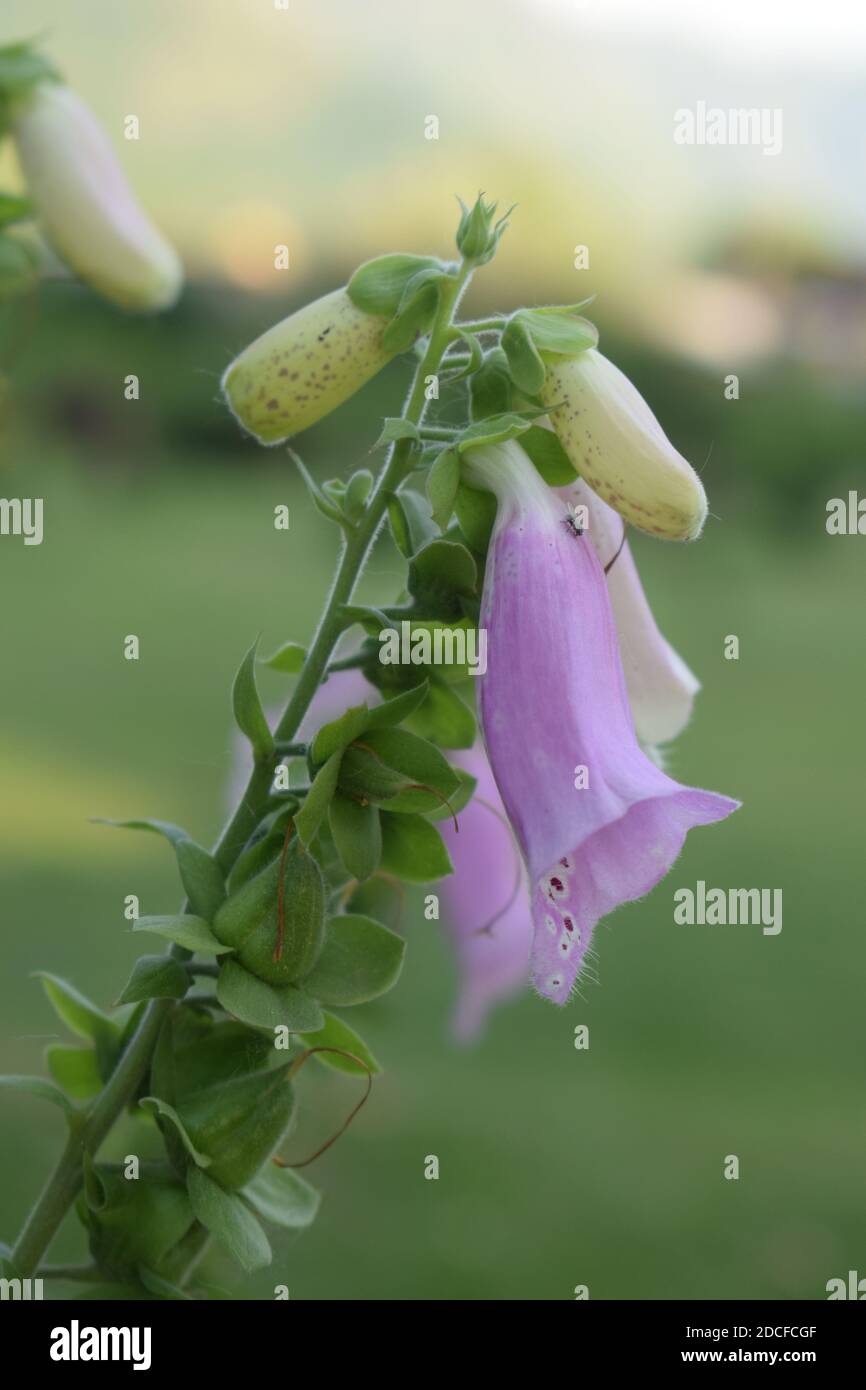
[13, 84, 182, 312]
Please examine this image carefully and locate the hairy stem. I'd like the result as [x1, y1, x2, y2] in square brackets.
[10, 259, 472, 1279]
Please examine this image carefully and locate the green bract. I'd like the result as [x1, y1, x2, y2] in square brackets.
[213, 836, 325, 985]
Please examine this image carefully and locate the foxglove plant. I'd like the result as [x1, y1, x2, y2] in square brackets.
[1, 189, 738, 1300]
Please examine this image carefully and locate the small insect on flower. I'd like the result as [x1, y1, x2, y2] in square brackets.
[563, 501, 587, 538]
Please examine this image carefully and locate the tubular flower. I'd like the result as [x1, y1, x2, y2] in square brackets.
[540, 349, 707, 541]
[560, 478, 700, 746]
[438, 744, 531, 1042]
[12, 83, 182, 312]
[464, 440, 738, 1005]
[222, 288, 394, 445]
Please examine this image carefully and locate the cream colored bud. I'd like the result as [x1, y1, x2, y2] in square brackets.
[221, 288, 394, 445]
[13, 83, 182, 312]
[541, 349, 707, 540]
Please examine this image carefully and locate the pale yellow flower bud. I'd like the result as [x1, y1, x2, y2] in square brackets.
[221, 288, 395, 445]
[541, 349, 708, 541]
[13, 83, 182, 312]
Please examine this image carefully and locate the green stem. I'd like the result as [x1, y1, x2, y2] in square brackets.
[9, 257, 473, 1280]
[452, 316, 503, 336]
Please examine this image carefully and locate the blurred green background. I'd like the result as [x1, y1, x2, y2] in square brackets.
[1, 0, 864, 1300]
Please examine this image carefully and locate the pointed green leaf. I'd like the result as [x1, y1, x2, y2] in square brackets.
[470, 348, 514, 421]
[131, 915, 232, 955]
[373, 417, 421, 449]
[519, 424, 578, 485]
[348, 253, 444, 315]
[232, 638, 275, 762]
[261, 640, 307, 674]
[301, 915, 406, 1006]
[455, 481, 496, 553]
[410, 538, 477, 597]
[34, 973, 117, 1044]
[502, 316, 546, 394]
[365, 682, 429, 730]
[45, 1045, 102, 1102]
[187, 1165, 271, 1273]
[289, 448, 346, 525]
[405, 680, 476, 749]
[311, 706, 369, 764]
[243, 1164, 321, 1229]
[295, 750, 343, 847]
[386, 488, 437, 559]
[94, 820, 226, 920]
[515, 307, 599, 356]
[328, 793, 382, 883]
[426, 447, 461, 532]
[380, 811, 453, 882]
[216, 960, 324, 1033]
[0, 1075, 75, 1116]
[303, 1011, 381, 1077]
[344, 468, 374, 522]
[117, 955, 189, 1005]
[140, 1097, 212, 1168]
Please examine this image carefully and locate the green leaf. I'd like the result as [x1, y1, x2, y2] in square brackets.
[94, 819, 226, 921]
[502, 316, 546, 394]
[443, 329, 484, 382]
[382, 269, 442, 353]
[519, 424, 578, 485]
[380, 812, 453, 882]
[328, 793, 382, 882]
[301, 915, 406, 1006]
[0, 41, 59, 95]
[424, 765, 477, 820]
[405, 680, 476, 749]
[303, 1011, 381, 1077]
[0, 193, 31, 227]
[347, 253, 444, 316]
[373, 417, 421, 449]
[232, 638, 275, 762]
[289, 448, 346, 526]
[470, 348, 514, 420]
[337, 745, 409, 804]
[339, 603, 391, 635]
[426, 448, 461, 532]
[410, 538, 477, 598]
[34, 973, 116, 1044]
[242, 1164, 321, 1230]
[131, 915, 233, 955]
[360, 726, 459, 812]
[0, 1075, 74, 1116]
[45, 1045, 102, 1102]
[216, 960, 324, 1033]
[295, 750, 343, 847]
[456, 411, 534, 454]
[344, 468, 374, 522]
[386, 489, 437, 559]
[213, 837, 324, 985]
[311, 705, 370, 764]
[365, 682, 429, 729]
[117, 956, 189, 1005]
[187, 1165, 271, 1273]
[139, 1097, 212, 1168]
[261, 641, 306, 674]
[515, 307, 599, 357]
[455, 480, 497, 553]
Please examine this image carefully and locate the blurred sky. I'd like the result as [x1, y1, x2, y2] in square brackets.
[2, 0, 865, 350]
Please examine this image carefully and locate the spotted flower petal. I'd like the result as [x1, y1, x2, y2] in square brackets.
[465, 440, 739, 1004]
